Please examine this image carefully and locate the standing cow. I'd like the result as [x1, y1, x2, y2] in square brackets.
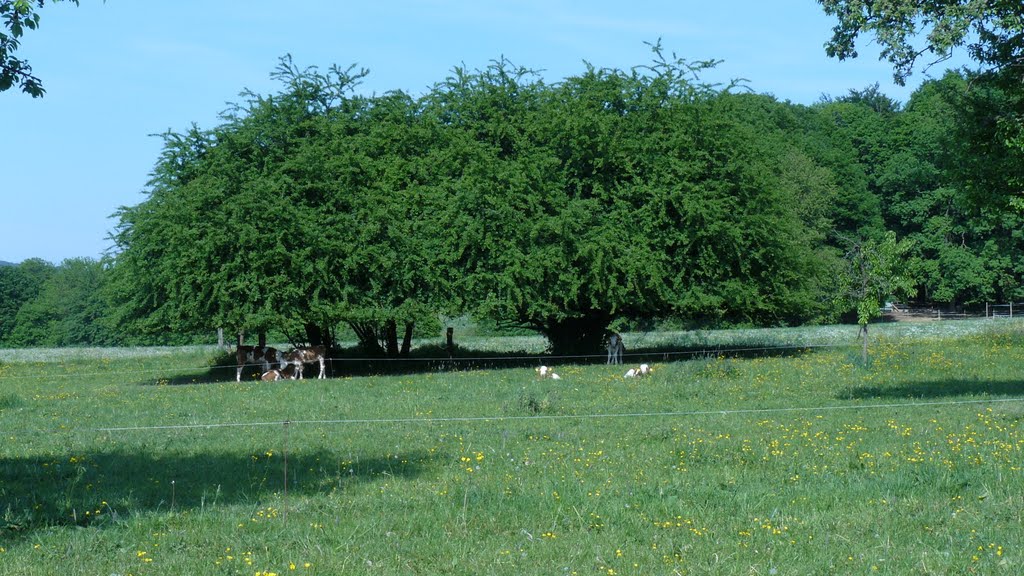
[606, 333, 625, 365]
[236, 345, 284, 382]
[286, 345, 327, 379]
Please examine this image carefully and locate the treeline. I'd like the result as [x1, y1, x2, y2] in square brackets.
[0, 257, 201, 347]
[4, 50, 1023, 351]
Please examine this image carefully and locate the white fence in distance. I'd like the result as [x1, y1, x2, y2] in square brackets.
[886, 302, 1024, 321]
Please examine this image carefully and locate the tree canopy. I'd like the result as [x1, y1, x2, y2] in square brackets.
[105, 50, 856, 355]
[819, 0, 1024, 85]
[1, 0, 80, 96]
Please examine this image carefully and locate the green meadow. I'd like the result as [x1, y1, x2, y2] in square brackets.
[1, 321, 1023, 575]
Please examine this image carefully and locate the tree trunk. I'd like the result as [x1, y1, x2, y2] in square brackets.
[385, 320, 399, 357]
[322, 324, 334, 351]
[349, 321, 385, 355]
[304, 323, 324, 346]
[400, 322, 414, 357]
[861, 323, 869, 366]
[258, 332, 267, 347]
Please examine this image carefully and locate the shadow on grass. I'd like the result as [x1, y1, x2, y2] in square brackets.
[330, 343, 815, 378]
[149, 342, 818, 385]
[840, 379, 1024, 400]
[0, 447, 433, 540]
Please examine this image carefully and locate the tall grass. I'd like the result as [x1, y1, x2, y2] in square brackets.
[1, 320, 1022, 574]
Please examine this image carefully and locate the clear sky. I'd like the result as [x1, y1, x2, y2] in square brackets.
[1, 0, 972, 265]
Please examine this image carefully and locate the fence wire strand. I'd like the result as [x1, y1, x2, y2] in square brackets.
[2, 395, 1020, 439]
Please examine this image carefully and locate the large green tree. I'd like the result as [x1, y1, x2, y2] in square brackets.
[7, 257, 113, 346]
[109, 51, 917, 358]
[431, 52, 835, 354]
[0, 258, 53, 344]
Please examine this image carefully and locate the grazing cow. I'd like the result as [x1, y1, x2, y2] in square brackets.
[624, 363, 653, 378]
[286, 345, 327, 379]
[606, 332, 625, 365]
[535, 365, 562, 380]
[261, 364, 296, 381]
[236, 345, 284, 382]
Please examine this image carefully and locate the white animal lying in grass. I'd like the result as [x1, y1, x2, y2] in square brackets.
[624, 363, 653, 378]
[535, 365, 562, 380]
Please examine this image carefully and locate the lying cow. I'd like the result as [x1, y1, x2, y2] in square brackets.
[624, 363, 653, 378]
[236, 345, 284, 382]
[535, 365, 562, 380]
[261, 364, 296, 381]
[285, 345, 327, 379]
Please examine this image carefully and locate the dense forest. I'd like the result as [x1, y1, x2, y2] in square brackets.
[3, 48, 1023, 352]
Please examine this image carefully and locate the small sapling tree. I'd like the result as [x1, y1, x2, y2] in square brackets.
[841, 232, 916, 365]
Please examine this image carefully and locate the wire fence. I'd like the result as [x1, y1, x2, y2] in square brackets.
[888, 302, 1024, 320]
[986, 302, 1024, 318]
[4, 388, 1022, 440]
[9, 389, 1015, 524]
[90, 395, 1024, 434]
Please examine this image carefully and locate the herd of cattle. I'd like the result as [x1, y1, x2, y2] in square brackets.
[234, 333, 652, 382]
[235, 344, 326, 382]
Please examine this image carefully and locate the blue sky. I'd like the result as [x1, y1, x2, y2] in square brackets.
[2, 0, 972, 264]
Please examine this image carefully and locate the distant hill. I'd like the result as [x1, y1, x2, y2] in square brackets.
[0, 260, 14, 267]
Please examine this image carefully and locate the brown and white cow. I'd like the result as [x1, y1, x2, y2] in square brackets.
[261, 364, 296, 381]
[236, 345, 285, 382]
[624, 363, 653, 378]
[285, 345, 327, 379]
[535, 365, 562, 380]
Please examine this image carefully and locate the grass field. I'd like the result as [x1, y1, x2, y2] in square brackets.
[1, 320, 1023, 575]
